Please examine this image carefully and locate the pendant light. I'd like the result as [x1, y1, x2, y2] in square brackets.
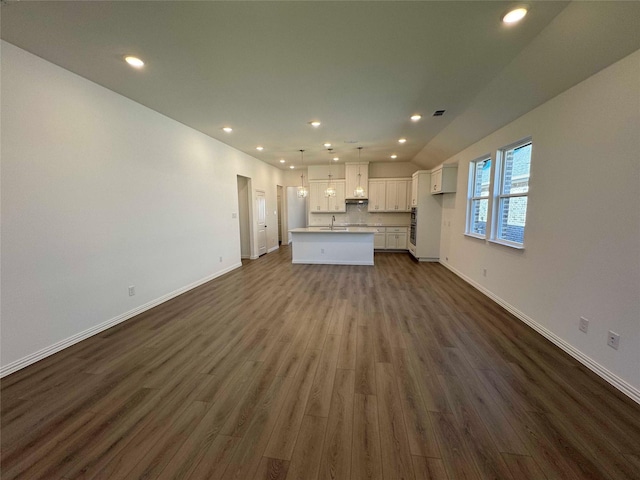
[354, 146, 366, 197]
[297, 149, 308, 198]
[324, 149, 336, 197]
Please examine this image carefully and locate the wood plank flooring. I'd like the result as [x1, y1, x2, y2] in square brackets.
[2, 247, 640, 479]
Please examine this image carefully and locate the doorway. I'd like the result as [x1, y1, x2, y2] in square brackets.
[256, 190, 267, 256]
[277, 185, 283, 246]
[237, 175, 252, 259]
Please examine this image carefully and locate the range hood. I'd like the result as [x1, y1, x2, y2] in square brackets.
[346, 199, 368, 205]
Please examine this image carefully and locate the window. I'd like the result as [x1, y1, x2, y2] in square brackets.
[466, 157, 491, 237]
[492, 139, 532, 247]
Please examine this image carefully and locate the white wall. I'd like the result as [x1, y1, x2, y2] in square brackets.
[283, 167, 307, 187]
[439, 49, 640, 397]
[0, 42, 284, 373]
[308, 164, 346, 181]
[369, 161, 418, 178]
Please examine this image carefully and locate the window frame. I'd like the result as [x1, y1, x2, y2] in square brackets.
[490, 137, 532, 249]
[465, 155, 492, 239]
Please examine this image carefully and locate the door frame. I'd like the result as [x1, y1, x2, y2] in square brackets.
[255, 189, 267, 257]
[236, 175, 257, 260]
[277, 185, 284, 246]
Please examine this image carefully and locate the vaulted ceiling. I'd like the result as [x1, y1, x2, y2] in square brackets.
[2, 1, 639, 169]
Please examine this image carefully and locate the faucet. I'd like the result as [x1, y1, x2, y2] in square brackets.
[331, 215, 336, 230]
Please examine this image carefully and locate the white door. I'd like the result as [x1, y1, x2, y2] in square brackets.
[256, 190, 267, 256]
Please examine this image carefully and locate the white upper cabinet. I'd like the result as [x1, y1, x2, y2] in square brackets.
[345, 162, 369, 199]
[309, 180, 345, 212]
[411, 176, 419, 206]
[309, 181, 328, 212]
[430, 164, 457, 194]
[368, 180, 386, 212]
[328, 180, 346, 212]
[385, 179, 410, 211]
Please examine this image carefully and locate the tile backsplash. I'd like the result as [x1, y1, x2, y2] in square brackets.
[308, 203, 410, 226]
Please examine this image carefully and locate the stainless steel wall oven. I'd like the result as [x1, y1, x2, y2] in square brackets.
[410, 207, 417, 246]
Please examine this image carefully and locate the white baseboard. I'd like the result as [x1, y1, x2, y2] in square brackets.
[0, 262, 242, 378]
[250, 255, 259, 260]
[292, 260, 374, 265]
[440, 261, 640, 405]
[268, 245, 279, 253]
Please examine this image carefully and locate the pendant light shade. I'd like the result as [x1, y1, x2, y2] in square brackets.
[297, 149, 308, 198]
[354, 146, 366, 197]
[325, 175, 336, 197]
[325, 149, 336, 197]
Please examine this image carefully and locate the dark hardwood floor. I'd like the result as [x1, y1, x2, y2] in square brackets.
[2, 246, 639, 479]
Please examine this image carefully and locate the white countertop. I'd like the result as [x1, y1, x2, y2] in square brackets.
[290, 227, 377, 234]
[307, 224, 409, 228]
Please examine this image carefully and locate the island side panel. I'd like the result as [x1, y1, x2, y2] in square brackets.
[291, 232, 374, 265]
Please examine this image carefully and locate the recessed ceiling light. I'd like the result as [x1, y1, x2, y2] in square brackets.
[279, 159, 285, 163]
[502, 7, 528, 24]
[289, 165, 295, 169]
[310, 121, 321, 128]
[124, 56, 144, 68]
[333, 157, 339, 162]
[256, 146, 264, 151]
[390, 154, 398, 159]
[222, 126, 233, 133]
[398, 138, 407, 144]
[410, 114, 422, 122]
[323, 143, 332, 148]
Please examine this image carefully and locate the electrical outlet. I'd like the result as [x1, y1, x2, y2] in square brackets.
[607, 331, 620, 350]
[321, 248, 325, 254]
[483, 268, 487, 277]
[232, 212, 237, 219]
[579, 316, 589, 333]
[128, 285, 135, 296]
[219, 256, 223, 262]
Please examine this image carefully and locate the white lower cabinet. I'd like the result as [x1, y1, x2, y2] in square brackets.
[386, 232, 407, 250]
[372, 227, 386, 249]
[373, 227, 408, 250]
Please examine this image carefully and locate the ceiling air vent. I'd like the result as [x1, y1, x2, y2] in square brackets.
[433, 110, 446, 117]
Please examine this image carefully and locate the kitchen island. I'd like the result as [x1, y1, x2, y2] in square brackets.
[289, 227, 376, 265]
